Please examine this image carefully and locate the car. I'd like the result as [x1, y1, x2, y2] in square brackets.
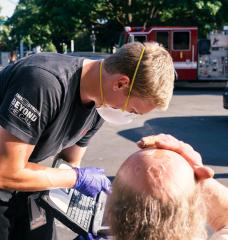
[223, 81, 228, 109]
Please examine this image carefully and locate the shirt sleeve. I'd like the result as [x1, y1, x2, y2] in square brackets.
[209, 227, 228, 240]
[0, 66, 62, 144]
[76, 116, 104, 147]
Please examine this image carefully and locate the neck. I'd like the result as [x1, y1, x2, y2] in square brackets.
[80, 59, 101, 106]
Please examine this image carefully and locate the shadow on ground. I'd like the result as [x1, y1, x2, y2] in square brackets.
[118, 116, 228, 168]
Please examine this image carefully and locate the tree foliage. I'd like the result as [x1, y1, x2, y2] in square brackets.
[1, 0, 227, 52]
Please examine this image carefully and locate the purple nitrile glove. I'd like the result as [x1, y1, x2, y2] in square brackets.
[76, 233, 107, 240]
[74, 167, 111, 197]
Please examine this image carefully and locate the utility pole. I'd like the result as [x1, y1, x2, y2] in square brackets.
[19, 39, 24, 58]
[90, 25, 96, 53]
[71, 40, 74, 53]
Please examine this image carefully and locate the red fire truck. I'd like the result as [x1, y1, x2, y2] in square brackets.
[118, 26, 228, 81]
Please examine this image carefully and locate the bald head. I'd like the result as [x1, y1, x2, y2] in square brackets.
[108, 149, 206, 240]
[117, 148, 196, 200]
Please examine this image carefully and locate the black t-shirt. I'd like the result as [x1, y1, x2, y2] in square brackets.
[0, 53, 103, 163]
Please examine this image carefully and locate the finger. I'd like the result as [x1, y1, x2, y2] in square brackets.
[95, 168, 105, 174]
[86, 191, 96, 198]
[137, 140, 145, 148]
[156, 140, 203, 166]
[87, 168, 105, 174]
[137, 136, 157, 148]
[137, 134, 172, 149]
[102, 178, 112, 194]
[194, 166, 214, 181]
[87, 233, 96, 240]
[178, 142, 203, 166]
[154, 139, 179, 151]
[103, 188, 112, 195]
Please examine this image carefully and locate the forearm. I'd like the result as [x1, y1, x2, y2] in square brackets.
[201, 178, 228, 231]
[58, 145, 87, 167]
[0, 162, 76, 192]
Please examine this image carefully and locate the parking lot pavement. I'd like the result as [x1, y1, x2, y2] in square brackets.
[82, 88, 228, 182]
[54, 219, 78, 239]
[42, 87, 228, 239]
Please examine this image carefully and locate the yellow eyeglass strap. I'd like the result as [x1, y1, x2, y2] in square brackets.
[122, 46, 145, 111]
[99, 61, 104, 105]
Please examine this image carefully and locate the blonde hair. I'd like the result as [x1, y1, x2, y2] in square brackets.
[103, 42, 175, 110]
[108, 179, 207, 240]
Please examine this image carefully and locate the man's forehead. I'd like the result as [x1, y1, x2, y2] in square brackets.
[140, 149, 192, 168]
[121, 148, 196, 197]
[118, 148, 194, 185]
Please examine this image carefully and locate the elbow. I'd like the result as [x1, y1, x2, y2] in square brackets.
[0, 172, 20, 190]
[0, 177, 11, 190]
[0, 171, 8, 189]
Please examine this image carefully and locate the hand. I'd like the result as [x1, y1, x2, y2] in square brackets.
[76, 233, 107, 240]
[137, 134, 214, 180]
[74, 167, 111, 197]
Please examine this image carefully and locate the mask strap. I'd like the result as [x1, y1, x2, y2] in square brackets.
[122, 46, 146, 111]
[99, 61, 104, 105]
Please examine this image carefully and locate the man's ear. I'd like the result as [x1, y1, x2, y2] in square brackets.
[113, 75, 130, 91]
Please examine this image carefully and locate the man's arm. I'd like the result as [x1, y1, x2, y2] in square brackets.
[0, 128, 76, 191]
[58, 145, 87, 167]
[201, 178, 228, 231]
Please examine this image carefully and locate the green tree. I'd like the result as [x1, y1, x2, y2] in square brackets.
[0, 7, 14, 52]
[7, 0, 52, 51]
[159, 0, 225, 37]
[217, 0, 228, 27]
[82, 0, 227, 48]
[6, 0, 228, 52]
[8, 0, 101, 52]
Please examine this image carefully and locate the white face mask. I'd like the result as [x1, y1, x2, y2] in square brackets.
[96, 106, 137, 125]
[97, 47, 145, 125]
